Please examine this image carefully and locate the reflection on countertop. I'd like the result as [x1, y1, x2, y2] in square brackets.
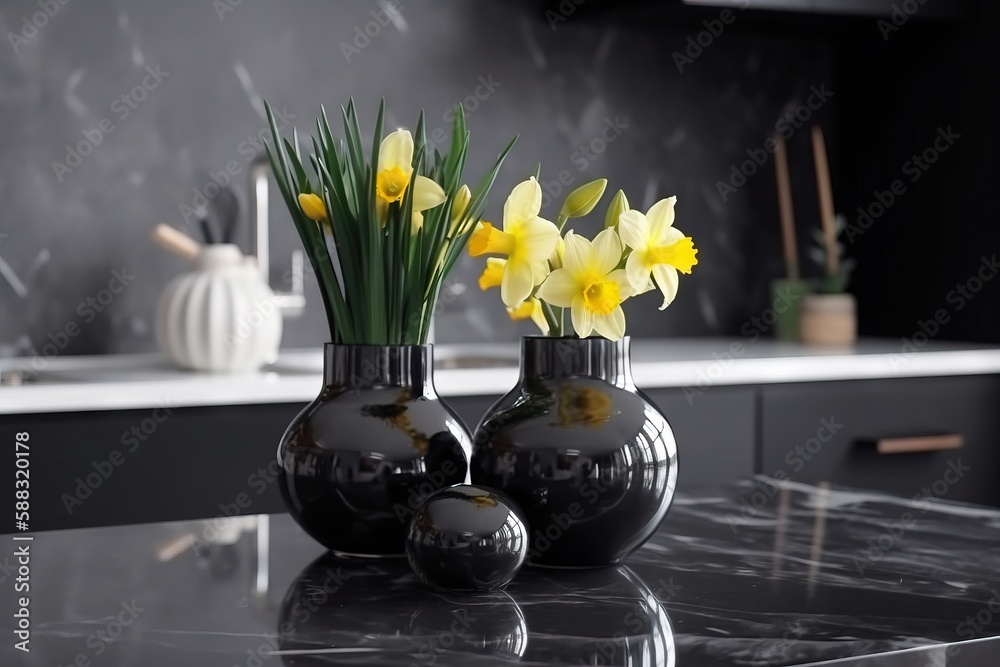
[2, 479, 999, 666]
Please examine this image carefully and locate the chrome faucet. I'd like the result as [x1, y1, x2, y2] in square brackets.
[249, 159, 305, 318]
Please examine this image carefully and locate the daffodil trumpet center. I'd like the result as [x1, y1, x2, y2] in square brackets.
[376, 166, 410, 203]
[469, 222, 517, 257]
[647, 237, 698, 274]
[583, 276, 622, 316]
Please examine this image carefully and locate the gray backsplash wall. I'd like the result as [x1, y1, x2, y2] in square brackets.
[0, 0, 833, 355]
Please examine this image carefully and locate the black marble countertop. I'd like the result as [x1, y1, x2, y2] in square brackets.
[3, 479, 999, 666]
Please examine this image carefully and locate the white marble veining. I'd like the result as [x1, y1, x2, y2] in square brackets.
[6, 480, 1000, 666]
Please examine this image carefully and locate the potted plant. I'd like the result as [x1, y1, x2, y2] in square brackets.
[799, 213, 857, 346]
[266, 99, 514, 557]
[467, 174, 700, 566]
[798, 124, 858, 347]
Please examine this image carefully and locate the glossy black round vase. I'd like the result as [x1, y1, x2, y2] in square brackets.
[472, 336, 678, 567]
[278, 344, 471, 557]
[406, 484, 528, 592]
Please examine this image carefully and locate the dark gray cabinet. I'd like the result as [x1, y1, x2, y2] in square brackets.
[0, 404, 300, 532]
[759, 376, 1000, 506]
[5, 373, 998, 533]
[643, 387, 755, 487]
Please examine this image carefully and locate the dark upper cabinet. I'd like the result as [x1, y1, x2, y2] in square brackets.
[540, 0, 965, 20]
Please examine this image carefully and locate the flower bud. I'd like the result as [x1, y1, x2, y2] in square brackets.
[559, 179, 608, 220]
[450, 184, 472, 232]
[297, 193, 328, 222]
[603, 189, 629, 229]
[549, 236, 566, 270]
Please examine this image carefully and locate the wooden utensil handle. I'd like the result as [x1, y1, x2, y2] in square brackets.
[874, 434, 963, 455]
[151, 224, 201, 262]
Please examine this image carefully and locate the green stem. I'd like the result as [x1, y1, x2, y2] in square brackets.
[555, 213, 569, 232]
[540, 302, 561, 337]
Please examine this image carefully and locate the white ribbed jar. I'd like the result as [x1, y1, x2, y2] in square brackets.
[155, 244, 282, 372]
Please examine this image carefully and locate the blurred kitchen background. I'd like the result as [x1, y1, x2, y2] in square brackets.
[2, 0, 995, 352]
[3, 0, 1000, 532]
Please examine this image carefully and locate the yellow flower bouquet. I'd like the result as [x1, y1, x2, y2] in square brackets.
[469, 175, 699, 340]
[263, 99, 515, 344]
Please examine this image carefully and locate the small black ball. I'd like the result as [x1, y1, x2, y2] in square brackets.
[406, 484, 528, 592]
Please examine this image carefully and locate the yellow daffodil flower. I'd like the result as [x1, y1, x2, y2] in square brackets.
[297, 193, 328, 222]
[507, 297, 550, 335]
[478, 257, 550, 292]
[535, 229, 632, 340]
[618, 197, 697, 310]
[478, 258, 506, 290]
[468, 177, 559, 307]
[449, 184, 473, 236]
[376, 129, 446, 226]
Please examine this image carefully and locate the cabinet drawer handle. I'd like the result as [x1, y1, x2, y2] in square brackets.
[875, 434, 963, 455]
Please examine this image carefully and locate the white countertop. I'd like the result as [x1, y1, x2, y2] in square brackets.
[2, 338, 1000, 415]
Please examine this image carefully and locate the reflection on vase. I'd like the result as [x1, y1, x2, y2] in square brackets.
[277, 344, 471, 557]
[506, 565, 675, 666]
[276, 554, 527, 665]
[406, 485, 529, 592]
[276, 555, 673, 666]
[472, 336, 678, 567]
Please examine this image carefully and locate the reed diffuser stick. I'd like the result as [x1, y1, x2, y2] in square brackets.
[773, 134, 799, 280]
[811, 125, 838, 277]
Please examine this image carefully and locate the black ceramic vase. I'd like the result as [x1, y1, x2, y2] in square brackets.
[278, 344, 471, 557]
[471, 336, 678, 567]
